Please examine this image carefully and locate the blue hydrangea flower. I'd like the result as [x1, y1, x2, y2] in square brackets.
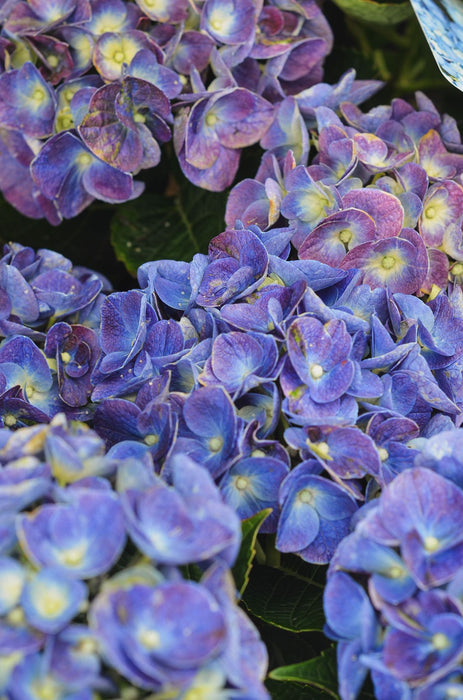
[286, 316, 356, 403]
[276, 463, 358, 563]
[90, 579, 227, 691]
[0, 62, 56, 138]
[173, 386, 238, 479]
[119, 454, 241, 566]
[199, 330, 280, 398]
[220, 455, 289, 532]
[30, 131, 138, 218]
[17, 486, 126, 578]
[21, 567, 87, 634]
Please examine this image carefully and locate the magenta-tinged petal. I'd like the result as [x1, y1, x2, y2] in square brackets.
[93, 30, 162, 81]
[4, 0, 81, 35]
[341, 187, 404, 239]
[128, 49, 182, 99]
[31, 131, 88, 200]
[79, 82, 133, 165]
[178, 137, 241, 191]
[353, 133, 389, 168]
[184, 99, 221, 170]
[29, 34, 74, 85]
[0, 62, 55, 138]
[79, 78, 168, 173]
[299, 208, 376, 266]
[278, 38, 328, 83]
[340, 231, 427, 294]
[183, 89, 273, 173]
[170, 30, 214, 75]
[211, 89, 274, 149]
[225, 179, 269, 229]
[418, 130, 463, 179]
[396, 162, 428, 199]
[201, 0, 257, 45]
[421, 248, 449, 295]
[135, 0, 188, 22]
[419, 180, 463, 248]
[0, 128, 54, 221]
[31, 131, 135, 218]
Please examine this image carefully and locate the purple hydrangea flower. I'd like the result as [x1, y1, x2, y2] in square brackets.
[119, 454, 241, 565]
[286, 316, 356, 403]
[90, 578, 227, 691]
[220, 455, 289, 532]
[173, 386, 238, 479]
[0, 62, 56, 138]
[175, 87, 274, 191]
[199, 330, 280, 398]
[30, 131, 139, 218]
[277, 463, 358, 563]
[16, 486, 126, 578]
[79, 76, 172, 172]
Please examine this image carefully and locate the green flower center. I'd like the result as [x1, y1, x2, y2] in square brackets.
[32, 88, 46, 103]
[76, 152, 92, 168]
[381, 255, 396, 270]
[432, 632, 450, 650]
[339, 229, 352, 244]
[113, 50, 125, 63]
[209, 436, 223, 453]
[298, 488, 314, 505]
[144, 434, 159, 446]
[423, 535, 440, 552]
[57, 113, 74, 131]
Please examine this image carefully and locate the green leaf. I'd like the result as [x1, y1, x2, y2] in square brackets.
[266, 678, 337, 700]
[179, 563, 203, 583]
[269, 647, 339, 698]
[242, 564, 326, 633]
[232, 509, 271, 596]
[0, 195, 136, 290]
[330, 0, 412, 25]
[110, 181, 227, 276]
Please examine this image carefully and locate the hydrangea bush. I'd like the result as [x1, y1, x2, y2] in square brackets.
[1, 0, 463, 699]
[0, 0, 337, 221]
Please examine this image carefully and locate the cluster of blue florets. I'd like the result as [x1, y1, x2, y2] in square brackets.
[2, 165, 463, 693]
[0, 0, 339, 221]
[3, 2, 463, 698]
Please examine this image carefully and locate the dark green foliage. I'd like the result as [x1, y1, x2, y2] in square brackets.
[110, 181, 228, 276]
